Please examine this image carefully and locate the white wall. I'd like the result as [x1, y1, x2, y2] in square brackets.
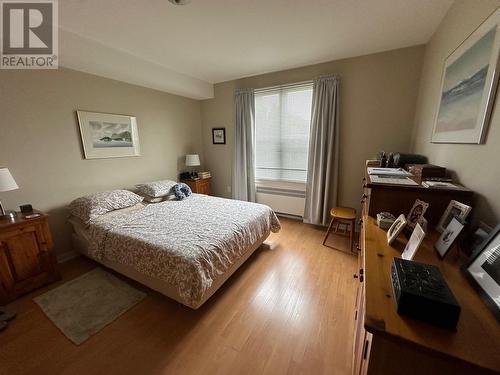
[410, 0, 500, 225]
[0, 68, 203, 259]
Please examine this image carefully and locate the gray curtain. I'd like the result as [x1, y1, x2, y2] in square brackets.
[232, 88, 256, 202]
[303, 76, 340, 226]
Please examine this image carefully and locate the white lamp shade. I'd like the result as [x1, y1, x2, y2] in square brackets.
[185, 154, 200, 167]
[0, 168, 18, 192]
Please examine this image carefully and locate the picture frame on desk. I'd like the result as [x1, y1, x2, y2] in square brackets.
[406, 199, 429, 229]
[401, 223, 426, 260]
[417, 216, 428, 232]
[460, 221, 493, 256]
[387, 214, 407, 246]
[464, 224, 500, 322]
[435, 216, 466, 259]
[437, 200, 471, 233]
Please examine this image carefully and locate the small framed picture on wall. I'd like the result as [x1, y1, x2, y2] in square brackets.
[212, 128, 226, 144]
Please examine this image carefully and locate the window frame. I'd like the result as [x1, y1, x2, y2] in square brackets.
[254, 81, 313, 185]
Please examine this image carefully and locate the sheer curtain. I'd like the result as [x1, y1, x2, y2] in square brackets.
[254, 83, 313, 183]
[303, 76, 340, 226]
[232, 88, 256, 202]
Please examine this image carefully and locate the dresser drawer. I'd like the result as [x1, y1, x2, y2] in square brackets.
[182, 177, 212, 195]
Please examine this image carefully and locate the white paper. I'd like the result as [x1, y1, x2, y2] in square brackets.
[367, 167, 413, 176]
[369, 175, 418, 185]
[401, 224, 426, 260]
[435, 217, 465, 257]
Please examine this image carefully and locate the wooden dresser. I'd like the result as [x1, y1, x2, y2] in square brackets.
[353, 166, 500, 375]
[181, 177, 212, 195]
[0, 212, 60, 304]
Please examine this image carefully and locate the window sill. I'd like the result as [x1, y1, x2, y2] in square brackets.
[255, 179, 306, 192]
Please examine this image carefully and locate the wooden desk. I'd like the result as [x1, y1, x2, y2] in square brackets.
[353, 215, 500, 375]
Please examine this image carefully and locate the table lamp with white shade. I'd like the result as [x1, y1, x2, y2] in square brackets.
[185, 154, 200, 178]
[0, 168, 19, 219]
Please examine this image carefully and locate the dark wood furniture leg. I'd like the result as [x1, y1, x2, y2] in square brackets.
[349, 218, 355, 252]
[323, 218, 335, 245]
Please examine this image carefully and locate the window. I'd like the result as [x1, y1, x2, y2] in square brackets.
[255, 82, 313, 183]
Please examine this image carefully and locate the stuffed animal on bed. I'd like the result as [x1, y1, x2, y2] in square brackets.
[173, 183, 192, 200]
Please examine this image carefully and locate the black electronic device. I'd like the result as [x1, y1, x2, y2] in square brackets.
[19, 204, 33, 214]
[392, 153, 428, 167]
[179, 172, 191, 180]
[391, 257, 461, 330]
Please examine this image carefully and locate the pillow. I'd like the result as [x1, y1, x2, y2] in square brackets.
[140, 193, 176, 203]
[135, 180, 177, 198]
[173, 183, 192, 200]
[69, 189, 143, 223]
[92, 202, 145, 222]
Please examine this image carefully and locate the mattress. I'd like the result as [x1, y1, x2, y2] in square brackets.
[72, 230, 268, 309]
[70, 194, 280, 308]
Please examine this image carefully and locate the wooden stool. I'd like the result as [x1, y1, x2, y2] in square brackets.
[323, 207, 356, 252]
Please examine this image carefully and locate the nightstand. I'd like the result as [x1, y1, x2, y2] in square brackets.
[181, 177, 212, 195]
[0, 211, 60, 303]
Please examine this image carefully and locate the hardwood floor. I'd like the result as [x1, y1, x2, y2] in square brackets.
[0, 218, 358, 375]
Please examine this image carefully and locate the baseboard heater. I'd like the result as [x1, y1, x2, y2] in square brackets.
[256, 186, 305, 217]
[276, 212, 303, 220]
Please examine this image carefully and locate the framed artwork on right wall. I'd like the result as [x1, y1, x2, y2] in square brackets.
[432, 8, 500, 144]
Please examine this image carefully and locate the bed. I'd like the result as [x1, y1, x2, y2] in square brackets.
[69, 192, 281, 309]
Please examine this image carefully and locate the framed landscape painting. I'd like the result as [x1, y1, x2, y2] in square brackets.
[432, 8, 500, 144]
[76, 111, 141, 159]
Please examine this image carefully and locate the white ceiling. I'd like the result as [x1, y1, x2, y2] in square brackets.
[59, 0, 453, 99]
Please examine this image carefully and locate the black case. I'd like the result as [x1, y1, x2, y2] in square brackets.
[392, 153, 427, 167]
[391, 257, 461, 330]
[179, 172, 191, 180]
[19, 204, 33, 214]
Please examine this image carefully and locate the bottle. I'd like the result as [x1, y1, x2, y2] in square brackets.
[380, 151, 387, 168]
[387, 153, 394, 168]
